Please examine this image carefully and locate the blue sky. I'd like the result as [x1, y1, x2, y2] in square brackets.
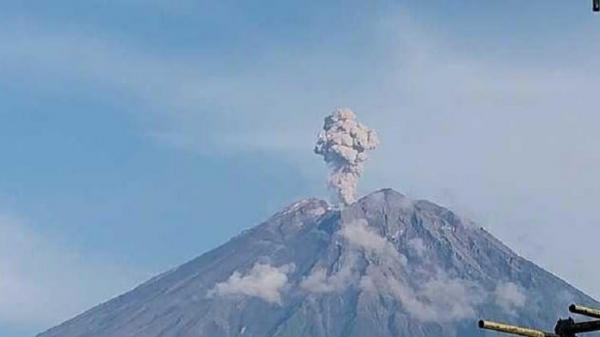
[1, 1, 600, 336]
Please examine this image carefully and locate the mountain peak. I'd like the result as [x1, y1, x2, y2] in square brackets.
[278, 198, 329, 217]
[362, 187, 405, 199]
[38, 189, 599, 337]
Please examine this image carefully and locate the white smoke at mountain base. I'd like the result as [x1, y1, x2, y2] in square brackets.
[300, 268, 336, 293]
[407, 237, 427, 257]
[208, 263, 294, 305]
[300, 262, 355, 294]
[332, 219, 482, 323]
[300, 223, 367, 294]
[360, 266, 483, 323]
[494, 282, 526, 315]
[340, 220, 397, 258]
[339, 219, 407, 266]
[301, 218, 499, 324]
[314, 108, 379, 206]
[302, 220, 404, 294]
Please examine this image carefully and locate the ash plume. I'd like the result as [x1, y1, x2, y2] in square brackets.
[314, 108, 379, 206]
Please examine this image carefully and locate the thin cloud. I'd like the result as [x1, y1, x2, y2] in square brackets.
[0, 214, 148, 331]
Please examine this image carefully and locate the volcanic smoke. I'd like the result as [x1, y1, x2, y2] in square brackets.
[314, 108, 379, 206]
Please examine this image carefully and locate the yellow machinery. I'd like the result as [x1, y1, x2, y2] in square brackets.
[479, 304, 600, 337]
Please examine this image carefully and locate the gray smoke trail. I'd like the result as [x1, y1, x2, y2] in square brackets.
[314, 108, 379, 206]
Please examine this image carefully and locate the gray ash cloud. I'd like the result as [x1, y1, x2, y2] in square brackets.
[314, 108, 379, 206]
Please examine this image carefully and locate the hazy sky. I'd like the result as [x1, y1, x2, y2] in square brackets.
[1, 1, 600, 336]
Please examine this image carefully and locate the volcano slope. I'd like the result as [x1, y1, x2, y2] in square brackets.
[38, 189, 600, 337]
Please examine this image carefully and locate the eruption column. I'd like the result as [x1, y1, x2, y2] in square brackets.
[314, 108, 379, 206]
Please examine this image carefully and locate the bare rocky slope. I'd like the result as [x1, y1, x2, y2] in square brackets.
[38, 189, 600, 337]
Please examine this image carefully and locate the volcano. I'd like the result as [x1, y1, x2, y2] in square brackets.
[37, 189, 599, 337]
